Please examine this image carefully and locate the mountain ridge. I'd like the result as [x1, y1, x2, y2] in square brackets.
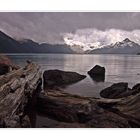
[0, 30, 140, 54]
[88, 38, 140, 54]
[0, 31, 74, 54]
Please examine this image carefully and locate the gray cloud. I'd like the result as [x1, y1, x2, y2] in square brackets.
[0, 12, 140, 44]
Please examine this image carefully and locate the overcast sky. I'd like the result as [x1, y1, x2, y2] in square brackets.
[0, 12, 140, 44]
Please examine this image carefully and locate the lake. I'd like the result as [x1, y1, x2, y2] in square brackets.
[7, 53, 140, 98]
[6, 53, 140, 127]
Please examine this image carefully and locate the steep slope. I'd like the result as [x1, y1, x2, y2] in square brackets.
[0, 31, 74, 54]
[89, 38, 140, 54]
[0, 31, 22, 53]
[40, 43, 74, 53]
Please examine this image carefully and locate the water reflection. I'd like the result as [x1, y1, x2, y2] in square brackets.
[7, 54, 140, 96]
[6, 53, 140, 127]
[89, 75, 105, 82]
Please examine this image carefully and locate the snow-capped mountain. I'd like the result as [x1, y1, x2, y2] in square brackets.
[107, 38, 140, 48]
[64, 36, 103, 53]
[89, 38, 140, 54]
[64, 37, 140, 54]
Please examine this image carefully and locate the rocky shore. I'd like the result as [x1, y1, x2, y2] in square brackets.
[37, 85, 140, 128]
[1, 55, 140, 128]
[0, 56, 42, 127]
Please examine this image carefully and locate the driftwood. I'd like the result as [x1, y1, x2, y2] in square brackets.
[37, 88, 140, 128]
[1, 58, 139, 128]
[0, 62, 42, 128]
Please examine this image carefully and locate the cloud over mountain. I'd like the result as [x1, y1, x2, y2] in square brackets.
[63, 28, 140, 50]
[0, 12, 140, 44]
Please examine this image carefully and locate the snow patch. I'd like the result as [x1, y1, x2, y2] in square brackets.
[63, 29, 140, 51]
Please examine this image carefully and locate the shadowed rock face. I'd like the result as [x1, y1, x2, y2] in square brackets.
[1, 55, 139, 128]
[100, 82, 140, 99]
[131, 83, 140, 95]
[100, 82, 129, 99]
[43, 69, 86, 89]
[90, 75, 105, 82]
[88, 65, 105, 82]
[37, 90, 130, 128]
[37, 86, 140, 128]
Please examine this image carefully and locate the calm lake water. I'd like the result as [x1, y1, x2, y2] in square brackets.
[7, 53, 140, 97]
[6, 53, 140, 127]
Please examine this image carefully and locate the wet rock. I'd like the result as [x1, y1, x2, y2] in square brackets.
[90, 75, 105, 82]
[119, 83, 140, 97]
[38, 78, 140, 128]
[100, 82, 129, 99]
[100, 92, 140, 127]
[131, 83, 140, 95]
[43, 69, 86, 88]
[37, 90, 130, 128]
[88, 65, 105, 82]
[100, 82, 140, 99]
[86, 110, 130, 128]
[37, 91, 88, 122]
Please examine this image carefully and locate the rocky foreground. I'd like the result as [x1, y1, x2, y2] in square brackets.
[0, 56, 42, 127]
[37, 86, 140, 128]
[1, 56, 140, 128]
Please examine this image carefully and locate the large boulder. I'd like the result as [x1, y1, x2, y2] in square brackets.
[100, 82, 140, 99]
[43, 69, 86, 88]
[100, 82, 129, 99]
[37, 90, 130, 128]
[88, 65, 105, 82]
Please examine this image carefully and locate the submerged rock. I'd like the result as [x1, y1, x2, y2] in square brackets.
[88, 65, 105, 82]
[90, 74, 105, 82]
[43, 69, 86, 88]
[100, 82, 129, 99]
